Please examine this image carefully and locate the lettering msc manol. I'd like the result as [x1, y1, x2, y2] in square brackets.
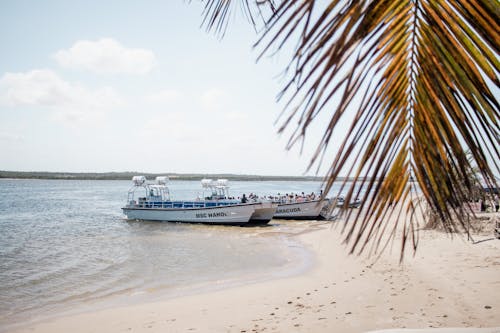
[196, 212, 228, 218]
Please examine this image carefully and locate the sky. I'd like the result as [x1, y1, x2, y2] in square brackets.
[0, 0, 337, 176]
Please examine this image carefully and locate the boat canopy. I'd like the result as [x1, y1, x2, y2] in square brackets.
[128, 176, 171, 202]
[216, 179, 228, 187]
[200, 178, 230, 199]
[132, 175, 146, 186]
[201, 179, 228, 188]
[201, 178, 213, 188]
[155, 176, 169, 185]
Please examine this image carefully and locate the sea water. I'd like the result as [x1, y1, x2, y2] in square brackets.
[0, 179, 332, 330]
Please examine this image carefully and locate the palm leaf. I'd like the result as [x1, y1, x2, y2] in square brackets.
[200, 0, 499, 257]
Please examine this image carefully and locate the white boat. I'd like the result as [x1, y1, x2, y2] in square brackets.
[274, 198, 331, 220]
[334, 196, 362, 208]
[199, 178, 278, 224]
[249, 200, 278, 223]
[122, 176, 262, 225]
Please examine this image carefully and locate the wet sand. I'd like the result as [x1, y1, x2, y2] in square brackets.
[10, 214, 500, 333]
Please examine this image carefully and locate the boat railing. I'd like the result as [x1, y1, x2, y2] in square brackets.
[128, 200, 242, 209]
[274, 197, 323, 204]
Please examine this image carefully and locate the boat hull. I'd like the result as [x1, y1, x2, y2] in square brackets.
[122, 203, 257, 225]
[273, 200, 327, 220]
[249, 202, 278, 223]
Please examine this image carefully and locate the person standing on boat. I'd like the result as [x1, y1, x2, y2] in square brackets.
[241, 194, 248, 203]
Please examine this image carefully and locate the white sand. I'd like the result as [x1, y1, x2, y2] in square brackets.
[10, 216, 500, 333]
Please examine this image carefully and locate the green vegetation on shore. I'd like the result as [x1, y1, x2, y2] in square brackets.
[0, 170, 336, 182]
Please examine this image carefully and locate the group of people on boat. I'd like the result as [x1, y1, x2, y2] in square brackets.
[240, 193, 260, 203]
[239, 191, 324, 204]
[272, 191, 323, 203]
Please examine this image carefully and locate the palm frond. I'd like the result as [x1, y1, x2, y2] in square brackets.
[198, 0, 276, 37]
[199, 0, 499, 256]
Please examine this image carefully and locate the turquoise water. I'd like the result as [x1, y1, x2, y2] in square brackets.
[0, 179, 331, 330]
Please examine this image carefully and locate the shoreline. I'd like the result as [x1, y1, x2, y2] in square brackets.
[10, 217, 500, 333]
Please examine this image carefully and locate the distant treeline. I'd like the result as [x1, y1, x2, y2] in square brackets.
[0, 170, 353, 182]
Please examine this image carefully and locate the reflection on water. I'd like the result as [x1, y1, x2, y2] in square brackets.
[0, 179, 328, 329]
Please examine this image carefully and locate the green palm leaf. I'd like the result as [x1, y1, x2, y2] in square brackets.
[200, 0, 499, 257]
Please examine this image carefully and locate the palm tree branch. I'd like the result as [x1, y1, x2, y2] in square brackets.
[197, 0, 499, 256]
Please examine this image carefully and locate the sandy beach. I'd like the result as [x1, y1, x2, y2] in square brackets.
[10, 214, 500, 333]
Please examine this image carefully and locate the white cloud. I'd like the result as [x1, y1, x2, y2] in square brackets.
[53, 38, 156, 74]
[140, 111, 202, 143]
[139, 88, 252, 149]
[200, 88, 229, 112]
[200, 88, 249, 122]
[0, 69, 122, 123]
[0, 132, 24, 142]
[146, 89, 182, 106]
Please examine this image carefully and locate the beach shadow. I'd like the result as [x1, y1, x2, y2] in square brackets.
[473, 237, 496, 244]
